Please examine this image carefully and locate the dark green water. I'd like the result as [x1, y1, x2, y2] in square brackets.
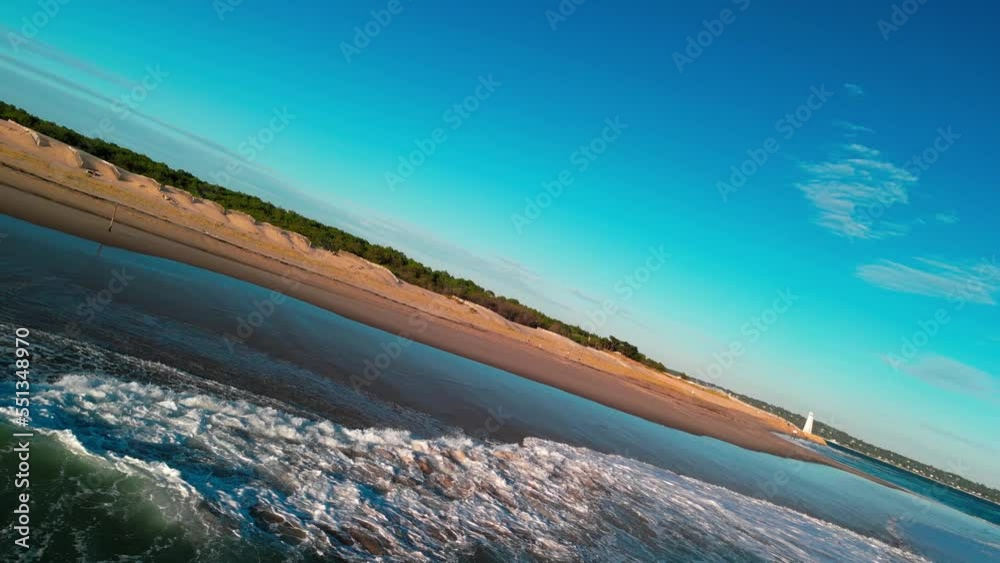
[0, 422, 260, 562]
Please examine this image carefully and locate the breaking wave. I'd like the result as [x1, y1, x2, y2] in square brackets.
[6, 366, 928, 562]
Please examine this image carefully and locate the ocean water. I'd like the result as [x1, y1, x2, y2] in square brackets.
[0, 214, 998, 562]
[815, 442, 1000, 527]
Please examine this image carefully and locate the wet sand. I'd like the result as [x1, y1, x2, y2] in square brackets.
[0, 124, 887, 483]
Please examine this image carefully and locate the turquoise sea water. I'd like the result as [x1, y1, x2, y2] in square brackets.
[0, 214, 998, 562]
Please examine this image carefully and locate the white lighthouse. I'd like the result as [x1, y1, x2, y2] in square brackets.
[802, 412, 814, 434]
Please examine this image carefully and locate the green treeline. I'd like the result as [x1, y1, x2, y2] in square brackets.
[0, 100, 667, 372]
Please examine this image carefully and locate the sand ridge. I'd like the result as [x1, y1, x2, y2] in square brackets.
[0, 121, 549, 338]
[0, 121, 829, 455]
[0, 120, 319, 258]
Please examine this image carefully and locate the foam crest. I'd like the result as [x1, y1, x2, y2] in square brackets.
[15, 373, 928, 562]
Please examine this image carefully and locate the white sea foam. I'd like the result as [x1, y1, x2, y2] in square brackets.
[18, 373, 929, 562]
[45, 428, 92, 457]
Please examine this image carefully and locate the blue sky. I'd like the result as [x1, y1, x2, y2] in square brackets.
[2, 0, 998, 486]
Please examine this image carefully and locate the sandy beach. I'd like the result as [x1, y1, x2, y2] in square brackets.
[0, 120, 844, 470]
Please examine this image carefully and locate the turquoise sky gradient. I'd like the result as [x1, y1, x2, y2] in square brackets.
[2, 1, 997, 485]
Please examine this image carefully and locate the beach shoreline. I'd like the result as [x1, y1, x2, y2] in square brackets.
[0, 122, 885, 483]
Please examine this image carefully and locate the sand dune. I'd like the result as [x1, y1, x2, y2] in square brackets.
[224, 209, 261, 234]
[0, 121, 310, 251]
[192, 198, 228, 224]
[318, 250, 404, 286]
[160, 188, 226, 225]
[64, 145, 86, 168]
[161, 185, 193, 202]
[122, 171, 161, 191]
[448, 296, 521, 331]
[287, 231, 312, 253]
[68, 147, 127, 182]
[259, 221, 296, 249]
[5, 120, 49, 147]
[78, 151, 125, 180]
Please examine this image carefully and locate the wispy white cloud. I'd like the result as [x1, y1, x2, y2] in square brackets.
[492, 256, 543, 284]
[566, 287, 649, 331]
[0, 26, 135, 89]
[857, 257, 1000, 304]
[834, 120, 875, 136]
[897, 355, 997, 396]
[796, 142, 917, 239]
[920, 423, 998, 451]
[934, 211, 959, 224]
[843, 83, 865, 97]
[0, 53, 304, 201]
[844, 143, 880, 158]
[569, 287, 603, 306]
